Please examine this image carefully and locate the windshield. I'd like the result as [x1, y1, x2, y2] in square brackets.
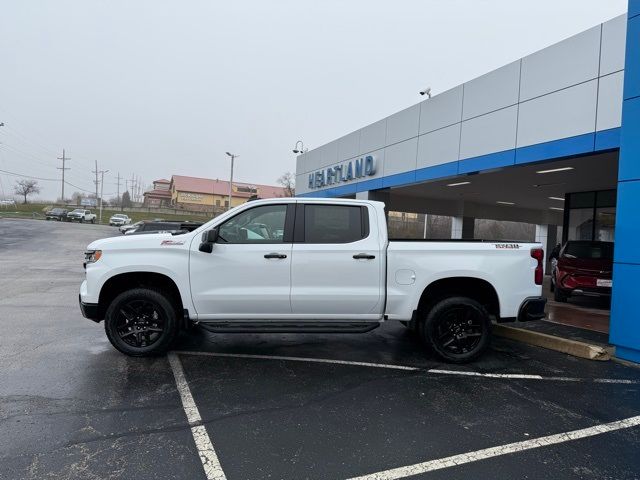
[563, 241, 613, 260]
[50, 209, 63, 214]
[71, 209, 83, 213]
[113, 214, 126, 219]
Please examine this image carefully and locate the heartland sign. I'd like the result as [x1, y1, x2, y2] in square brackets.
[308, 155, 376, 189]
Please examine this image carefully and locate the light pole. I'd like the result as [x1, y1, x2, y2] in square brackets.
[99, 169, 109, 224]
[225, 152, 238, 211]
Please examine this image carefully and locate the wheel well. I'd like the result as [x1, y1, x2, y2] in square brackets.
[417, 277, 500, 318]
[98, 272, 184, 321]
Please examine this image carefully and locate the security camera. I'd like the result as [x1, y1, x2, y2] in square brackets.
[419, 87, 432, 98]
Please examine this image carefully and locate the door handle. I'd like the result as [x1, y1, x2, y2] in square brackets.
[264, 253, 287, 259]
[353, 253, 375, 260]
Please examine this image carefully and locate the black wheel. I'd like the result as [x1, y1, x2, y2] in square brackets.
[554, 287, 568, 303]
[421, 296, 491, 364]
[80, 218, 84, 223]
[91, 218, 95, 224]
[549, 277, 555, 292]
[104, 288, 179, 356]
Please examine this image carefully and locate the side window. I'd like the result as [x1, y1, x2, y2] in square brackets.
[218, 204, 287, 244]
[304, 205, 367, 243]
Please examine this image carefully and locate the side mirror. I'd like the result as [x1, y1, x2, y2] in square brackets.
[198, 227, 219, 253]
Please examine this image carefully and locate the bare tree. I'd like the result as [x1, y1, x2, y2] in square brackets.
[277, 172, 295, 197]
[14, 179, 41, 204]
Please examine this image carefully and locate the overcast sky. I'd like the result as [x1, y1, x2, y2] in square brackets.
[0, 0, 628, 201]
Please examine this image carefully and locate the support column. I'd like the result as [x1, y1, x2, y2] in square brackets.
[535, 224, 558, 274]
[451, 216, 474, 239]
[610, 1, 640, 363]
[355, 191, 370, 200]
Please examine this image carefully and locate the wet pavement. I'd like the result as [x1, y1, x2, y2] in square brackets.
[543, 277, 611, 334]
[1, 218, 639, 479]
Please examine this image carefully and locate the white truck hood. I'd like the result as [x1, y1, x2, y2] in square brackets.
[87, 232, 195, 251]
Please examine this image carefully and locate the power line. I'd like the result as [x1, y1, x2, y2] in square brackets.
[0, 168, 59, 181]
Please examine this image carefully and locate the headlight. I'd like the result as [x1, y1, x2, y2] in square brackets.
[84, 250, 102, 264]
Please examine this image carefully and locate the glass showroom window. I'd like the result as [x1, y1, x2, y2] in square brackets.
[564, 190, 616, 242]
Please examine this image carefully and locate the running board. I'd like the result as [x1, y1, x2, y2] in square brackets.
[197, 321, 381, 334]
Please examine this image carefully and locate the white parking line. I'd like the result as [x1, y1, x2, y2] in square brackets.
[168, 352, 227, 480]
[347, 415, 640, 480]
[173, 350, 640, 384]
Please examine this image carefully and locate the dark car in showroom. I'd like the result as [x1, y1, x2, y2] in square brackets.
[551, 240, 613, 302]
[45, 208, 69, 221]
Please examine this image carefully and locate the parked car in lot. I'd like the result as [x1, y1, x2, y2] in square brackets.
[45, 208, 69, 221]
[67, 209, 96, 223]
[123, 220, 202, 235]
[119, 221, 141, 234]
[79, 198, 545, 363]
[551, 240, 613, 302]
[109, 214, 131, 226]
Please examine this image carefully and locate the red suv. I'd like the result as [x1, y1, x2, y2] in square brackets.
[551, 241, 613, 302]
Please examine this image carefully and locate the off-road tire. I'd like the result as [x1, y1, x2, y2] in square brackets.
[421, 296, 491, 364]
[104, 288, 180, 356]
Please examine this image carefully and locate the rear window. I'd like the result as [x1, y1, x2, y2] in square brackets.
[304, 205, 367, 243]
[563, 241, 613, 260]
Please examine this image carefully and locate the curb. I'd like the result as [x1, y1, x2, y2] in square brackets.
[493, 324, 611, 361]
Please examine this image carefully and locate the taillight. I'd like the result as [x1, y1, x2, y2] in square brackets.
[531, 248, 544, 285]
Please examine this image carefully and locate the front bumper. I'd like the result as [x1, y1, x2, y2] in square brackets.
[79, 294, 101, 322]
[517, 296, 547, 322]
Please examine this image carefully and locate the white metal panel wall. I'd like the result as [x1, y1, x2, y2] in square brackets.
[383, 138, 418, 176]
[386, 104, 420, 145]
[417, 124, 461, 169]
[296, 173, 310, 194]
[460, 106, 518, 159]
[519, 26, 601, 101]
[297, 15, 626, 193]
[359, 119, 387, 155]
[337, 131, 361, 160]
[600, 14, 627, 75]
[319, 141, 339, 169]
[517, 80, 598, 147]
[597, 70, 625, 131]
[462, 61, 521, 120]
[419, 86, 464, 134]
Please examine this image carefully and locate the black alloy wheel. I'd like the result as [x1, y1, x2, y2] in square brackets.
[105, 288, 179, 356]
[422, 296, 491, 363]
[115, 299, 165, 348]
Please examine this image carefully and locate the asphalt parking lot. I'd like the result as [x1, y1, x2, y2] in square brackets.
[1, 218, 639, 480]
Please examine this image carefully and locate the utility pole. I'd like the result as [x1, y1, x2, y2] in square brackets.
[225, 152, 238, 211]
[57, 149, 70, 204]
[99, 169, 109, 224]
[114, 172, 122, 210]
[130, 173, 135, 204]
[92, 160, 99, 205]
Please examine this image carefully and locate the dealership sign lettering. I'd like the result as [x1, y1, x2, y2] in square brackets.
[308, 155, 376, 189]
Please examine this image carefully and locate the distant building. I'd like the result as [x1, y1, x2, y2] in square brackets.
[143, 179, 172, 207]
[144, 175, 287, 210]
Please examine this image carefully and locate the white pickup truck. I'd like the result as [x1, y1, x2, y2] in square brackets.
[79, 198, 545, 363]
[67, 208, 97, 223]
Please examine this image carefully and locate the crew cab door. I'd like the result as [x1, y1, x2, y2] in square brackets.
[189, 203, 294, 318]
[290, 203, 383, 318]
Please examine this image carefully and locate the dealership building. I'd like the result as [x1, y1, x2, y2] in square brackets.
[296, 6, 640, 362]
